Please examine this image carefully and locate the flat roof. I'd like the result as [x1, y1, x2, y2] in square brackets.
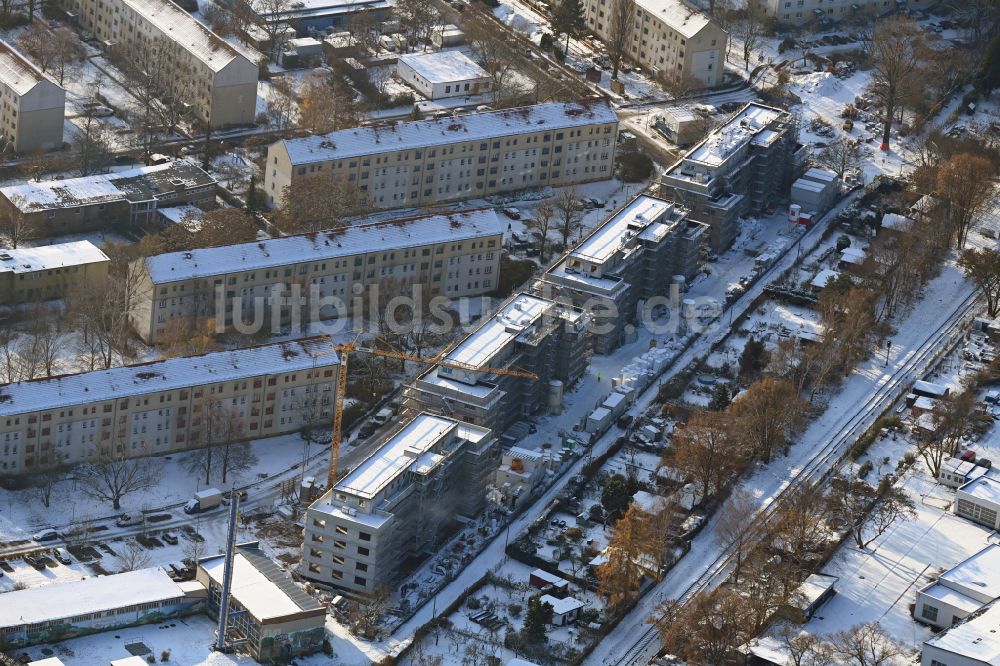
[399, 50, 489, 84]
[530, 568, 568, 585]
[921, 582, 985, 615]
[683, 102, 787, 167]
[259, 0, 387, 19]
[280, 99, 617, 165]
[570, 195, 675, 265]
[120, 0, 255, 71]
[443, 293, 551, 368]
[958, 472, 1000, 506]
[794, 573, 838, 607]
[0, 337, 336, 417]
[333, 413, 489, 498]
[0, 568, 188, 628]
[0, 38, 56, 96]
[145, 208, 502, 283]
[2, 161, 216, 212]
[631, 0, 712, 38]
[201, 545, 322, 622]
[540, 594, 584, 615]
[0, 241, 108, 274]
[924, 600, 1000, 664]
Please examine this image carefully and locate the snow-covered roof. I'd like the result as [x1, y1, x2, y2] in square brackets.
[145, 208, 502, 283]
[924, 600, 1000, 665]
[0, 567, 189, 628]
[840, 247, 866, 264]
[810, 268, 838, 289]
[120, 0, 256, 71]
[0, 39, 57, 96]
[942, 457, 989, 482]
[570, 195, 676, 265]
[201, 546, 323, 621]
[684, 102, 787, 167]
[540, 594, 584, 615]
[921, 582, 985, 614]
[631, 0, 713, 38]
[0, 337, 336, 416]
[256, 0, 388, 20]
[791, 573, 838, 608]
[1, 161, 216, 212]
[506, 446, 543, 461]
[632, 490, 666, 514]
[333, 413, 489, 499]
[398, 50, 489, 84]
[110, 658, 149, 666]
[0, 241, 108, 274]
[958, 473, 1000, 507]
[279, 99, 617, 165]
[881, 212, 913, 232]
[442, 293, 552, 369]
[507, 660, 543, 666]
[802, 167, 838, 183]
[530, 568, 568, 586]
[28, 660, 67, 666]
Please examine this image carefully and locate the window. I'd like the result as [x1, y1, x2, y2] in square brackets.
[921, 604, 939, 623]
[354, 576, 367, 586]
[359, 531, 371, 541]
[357, 546, 370, 556]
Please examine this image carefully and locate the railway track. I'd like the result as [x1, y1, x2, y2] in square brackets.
[600, 288, 981, 666]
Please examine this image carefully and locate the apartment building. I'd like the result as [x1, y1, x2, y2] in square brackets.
[300, 413, 495, 594]
[583, 0, 726, 89]
[539, 194, 706, 354]
[263, 99, 618, 209]
[0, 40, 65, 154]
[0, 240, 109, 304]
[74, 0, 258, 128]
[753, 0, 935, 26]
[405, 293, 590, 436]
[131, 208, 503, 343]
[0, 161, 217, 236]
[0, 337, 337, 475]
[661, 102, 802, 252]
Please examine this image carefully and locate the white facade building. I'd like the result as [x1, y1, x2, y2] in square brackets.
[0, 39, 65, 153]
[921, 600, 1000, 666]
[396, 51, 491, 100]
[914, 544, 1000, 630]
[955, 471, 1000, 531]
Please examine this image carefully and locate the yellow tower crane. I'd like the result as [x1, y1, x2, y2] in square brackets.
[313, 333, 539, 489]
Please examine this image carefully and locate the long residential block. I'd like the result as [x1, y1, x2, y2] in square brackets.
[753, 0, 935, 26]
[300, 412, 495, 595]
[131, 208, 503, 343]
[584, 0, 726, 89]
[74, 0, 258, 128]
[405, 292, 590, 436]
[264, 99, 618, 209]
[0, 337, 338, 475]
[661, 102, 802, 252]
[0, 240, 109, 304]
[0, 39, 65, 153]
[539, 194, 706, 354]
[0, 161, 217, 237]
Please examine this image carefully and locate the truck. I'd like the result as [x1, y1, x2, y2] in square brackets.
[184, 488, 223, 514]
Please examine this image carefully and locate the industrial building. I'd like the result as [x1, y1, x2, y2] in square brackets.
[539, 194, 706, 354]
[790, 167, 840, 218]
[753, 0, 936, 26]
[131, 208, 503, 343]
[198, 542, 326, 662]
[405, 292, 590, 436]
[914, 544, 1000, 630]
[300, 413, 496, 594]
[955, 470, 1000, 531]
[0, 161, 217, 236]
[0, 337, 337, 475]
[250, 0, 391, 36]
[0, 240, 109, 304]
[0, 39, 65, 154]
[661, 102, 802, 252]
[920, 599, 1000, 666]
[396, 51, 491, 100]
[583, 0, 726, 89]
[0, 567, 204, 649]
[73, 0, 258, 128]
[264, 99, 618, 209]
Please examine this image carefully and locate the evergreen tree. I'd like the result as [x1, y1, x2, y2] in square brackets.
[521, 596, 552, 644]
[552, 0, 585, 52]
[601, 473, 632, 520]
[708, 382, 731, 411]
[981, 35, 1000, 92]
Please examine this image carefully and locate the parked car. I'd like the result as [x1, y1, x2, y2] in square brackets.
[116, 513, 142, 527]
[161, 531, 179, 545]
[54, 548, 72, 565]
[33, 528, 59, 542]
[502, 207, 522, 220]
[90, 106, 114, 118]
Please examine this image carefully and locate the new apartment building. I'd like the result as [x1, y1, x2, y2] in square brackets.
[753, 0, 935, 26]
[131, 208, 504, 343]
[0, 240, 109, 304]
[0, 40, 65, 153]
[405, 293, 590, 436]
[300, 413, 496, 594]
[264, 99, 618, 209]
[539, 194, 705, 354]
[661, 102, 802, 252]
[584, 0, 726, 89]
[0, 338, 337, 475]
[73, 0, 258, 128]
[0, 161, 217, 236]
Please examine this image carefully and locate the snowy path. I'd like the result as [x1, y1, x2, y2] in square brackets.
[584, 262, 979, 666]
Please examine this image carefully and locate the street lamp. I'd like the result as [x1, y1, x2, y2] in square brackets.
[884, 340, 892, 367]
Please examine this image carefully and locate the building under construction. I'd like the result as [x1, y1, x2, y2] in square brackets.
[660, 102, 803, 252]
[299, 413, 496, 595]
[404, 292, 590, 436]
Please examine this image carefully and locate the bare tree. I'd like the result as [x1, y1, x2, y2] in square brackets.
[119, 540, 152, 572]
[959, 248, 1000, 318]
[554, 189, 584, 247]
[817, 138, 862, 178]
[728, 377, 806, 462]
[395, 0, 437, 49]
[466, 7, 522, 106]
[275, 173, 369, 232]
[937, 153, 996, 248]
[348, 584, 392, 638]
[715, 488, 758, 585]
[666, 410, 739, 502]
[72, 85, 115, 177]
[866, 16, 925, 151]
[826, 623, 909, 666]
[30, 469, 69, 508]
[78, 447, 157, 511]
[524, 201, 556, 263]
[917, 391, 977, 479]
[0, 194, 37, 249]
[731, 3, 766, 70]
[606, 0, 634, 81]
[298, 72, 360, 133]
[247, 0, 293, 61]
[349, 10, 380, 55]
[862, 481, 916, 550]
[777, 624, 834, 666]
[658, 587, 755, 665]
